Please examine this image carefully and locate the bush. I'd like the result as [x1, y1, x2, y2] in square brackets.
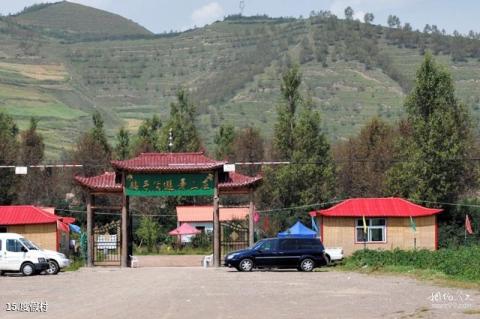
[345, 246, 480, 281]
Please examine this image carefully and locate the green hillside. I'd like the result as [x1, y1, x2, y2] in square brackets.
[12, 1, 152, 40]
[1, 8, 480, 159]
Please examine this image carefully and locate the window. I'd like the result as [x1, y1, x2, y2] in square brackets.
[6, 239, 24, 252]
[355, 218, 386, 243]
[257, 239, 276, 251]
[0, 226, 7, 233]
[279, 239, 298, 250]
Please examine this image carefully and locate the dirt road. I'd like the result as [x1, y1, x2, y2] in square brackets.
[0, 267, 479, 318]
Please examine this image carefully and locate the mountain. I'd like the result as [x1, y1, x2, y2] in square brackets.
[1, 7, 480, 159]
[12, 1, 152, 40]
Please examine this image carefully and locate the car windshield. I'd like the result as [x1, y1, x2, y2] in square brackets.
[251, 240, 266, 250]
[19, 238, 38, 250]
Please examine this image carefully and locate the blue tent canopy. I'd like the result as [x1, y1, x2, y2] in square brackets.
[277, 221, 317, 238]
[69, 224, 81, 234]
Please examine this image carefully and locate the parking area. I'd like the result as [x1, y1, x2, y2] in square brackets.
[0, 267, 479, 318]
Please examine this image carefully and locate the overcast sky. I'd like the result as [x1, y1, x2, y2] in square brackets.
[1, 0, 478, 35]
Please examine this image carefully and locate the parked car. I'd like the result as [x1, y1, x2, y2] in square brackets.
[324, 247, 344, 265]
[25, 239, 71, 275]
[0, 233, 49, 276]
[224, 237, 327, 272]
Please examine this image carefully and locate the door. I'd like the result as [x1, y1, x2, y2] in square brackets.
[253, 239, 278, 267]
[277, 238, 301, 267]
[4, 239, 26, 271]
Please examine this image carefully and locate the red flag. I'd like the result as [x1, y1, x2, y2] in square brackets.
[253, 211, 260, 224]
[263, 215, 270, 232]
[466, 214, 473, 235]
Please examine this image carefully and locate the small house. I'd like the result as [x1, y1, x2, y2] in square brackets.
[176, 206, 250, 233]
[0, 206, 75, 253]
[309, 198, 442, 256]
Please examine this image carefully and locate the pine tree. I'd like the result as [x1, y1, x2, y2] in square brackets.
[0, 113, 19, 204]
[115, 127, 130, 160]
[214, 124, 235, 160]
[259, 66, 336, 225]
[73, 113, 112, 176]
[160, 89, 201, 152]
[133, 115, 162, 154]
[386, 53, 475, 203]
[274, 65, 302, 160]
[17, 118, 47, 204]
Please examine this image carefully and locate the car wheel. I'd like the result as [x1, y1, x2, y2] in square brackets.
[21, 262, 35, 276]
[238, 258, 254, 272]
[325, 254, 331, 266]
[299, 258, 315, 272]
[0, 271, 4, 276]
[46, 260, 60, 275]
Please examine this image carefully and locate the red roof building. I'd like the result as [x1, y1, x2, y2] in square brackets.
[111, 152, 226, 173]
[0, 206, 75, 253]
[309, 198, 442, 256]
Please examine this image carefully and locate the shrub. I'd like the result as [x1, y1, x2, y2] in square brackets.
[346, 246, 480, 281]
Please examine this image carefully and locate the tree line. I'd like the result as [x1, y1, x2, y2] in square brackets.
[0, 53, 477, 247]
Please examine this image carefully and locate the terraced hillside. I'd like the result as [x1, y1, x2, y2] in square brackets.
[12, 1, 152, 40]
[1, 6, 480, 159]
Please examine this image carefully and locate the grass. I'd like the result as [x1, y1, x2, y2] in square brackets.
[339, 247, 480, 289]
[63, 257, 84, 272]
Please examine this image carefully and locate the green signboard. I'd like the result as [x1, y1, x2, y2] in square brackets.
[125, 173, 215, 197]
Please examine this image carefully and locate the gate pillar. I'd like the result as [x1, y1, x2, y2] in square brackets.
[86, 194, 93, 267]
[213, 172, 220, 267]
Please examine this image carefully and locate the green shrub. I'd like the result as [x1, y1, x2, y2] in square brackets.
[345, 246, 480, 281]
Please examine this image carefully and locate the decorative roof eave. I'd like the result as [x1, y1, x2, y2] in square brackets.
[74, 170, 262, 195]
[74, 172, 123, 193]
[219, 172, 263, 194]
[111, 152, 226, 173]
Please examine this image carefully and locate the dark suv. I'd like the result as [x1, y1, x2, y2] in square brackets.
[224, 237, 327, 272]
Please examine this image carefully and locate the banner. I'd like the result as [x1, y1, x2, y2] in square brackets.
[125, 173, 215, 197]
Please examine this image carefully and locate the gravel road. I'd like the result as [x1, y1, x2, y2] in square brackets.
[0, 267, 479, 319]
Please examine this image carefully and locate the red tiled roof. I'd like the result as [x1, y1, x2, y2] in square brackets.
[75, 170, 261, 193]
[74, 172, 122, 192]
[111, 152, 226, 173]
[309, 198, 442, 218]
[176, 206, 250, 222]
[0, 206, 76, 225]
[219, 171, 262, 190]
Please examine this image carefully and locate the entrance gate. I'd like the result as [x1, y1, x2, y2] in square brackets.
[75, 152, 262, 267]
[220, 221, 249, 257]
[93, 220, 121, 266]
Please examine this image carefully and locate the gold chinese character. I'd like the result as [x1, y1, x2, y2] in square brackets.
[155, 182, 162, 190]
[143, 180, 150, 190]
[129, 180, 139, 190]
[126, 174, 133, 181]
[202, 174, 213, 189]
[164, 180, 174, 191]
[178, 178, 187, 189]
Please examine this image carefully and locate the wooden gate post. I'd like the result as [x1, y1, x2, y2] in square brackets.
[86, 193, 93, 267]
[248, 189, 255, 247]
[121, 173, 128, 267]
[213, 171, 220, 267]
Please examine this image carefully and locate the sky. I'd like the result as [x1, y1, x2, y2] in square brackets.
[0, 0, 478, 35]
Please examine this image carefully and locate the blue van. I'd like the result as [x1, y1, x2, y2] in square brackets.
[224, 237, 327, 272]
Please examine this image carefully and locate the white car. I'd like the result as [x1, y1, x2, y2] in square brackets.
[0, 233, 50, 276]
[26, 239, 71, 275]
[324, 247, 344, 265]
